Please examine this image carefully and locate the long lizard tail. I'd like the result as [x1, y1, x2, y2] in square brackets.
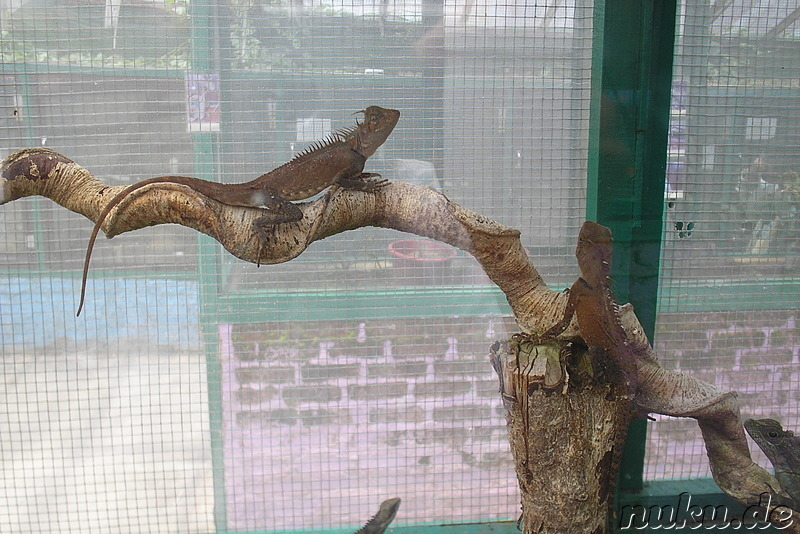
[76, 175, 208, 316]
[77, 216, 105, 316]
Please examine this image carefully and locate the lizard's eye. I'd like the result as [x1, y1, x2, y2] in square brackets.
[768, 431, 779, 438]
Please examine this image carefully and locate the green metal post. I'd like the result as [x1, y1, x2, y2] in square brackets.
[189, 0, 227, 530]
[16, 71, 48, 269]
[587, 0, 677, 494]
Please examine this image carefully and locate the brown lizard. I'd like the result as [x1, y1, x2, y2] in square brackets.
[77, 105, 400, 315]
[544, 221, 640, 392]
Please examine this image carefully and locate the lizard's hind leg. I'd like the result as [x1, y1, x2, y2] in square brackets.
[250, 207, 305, 267]
[337, 172, 389, 193]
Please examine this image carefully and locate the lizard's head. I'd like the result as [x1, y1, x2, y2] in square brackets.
[355, 106, 400, 158]
[576, 221, 614, 278]
[745, 418, 790, 444]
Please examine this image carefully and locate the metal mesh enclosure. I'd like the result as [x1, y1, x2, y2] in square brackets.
[646, 0, 800, 481]
[0, 0, 593, 531]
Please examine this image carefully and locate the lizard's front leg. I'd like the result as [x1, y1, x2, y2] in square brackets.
[333, 157, 389, 193]
[543, 281, 582, 337]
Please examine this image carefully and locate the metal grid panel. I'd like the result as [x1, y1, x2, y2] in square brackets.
[0, 0, 593, 531]
[647, 0, 800, 482]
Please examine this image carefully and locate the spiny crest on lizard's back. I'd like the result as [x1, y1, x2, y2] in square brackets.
[291, 125, 359, 161]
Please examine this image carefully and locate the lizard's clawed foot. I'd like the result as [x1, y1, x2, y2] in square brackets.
[338, 172, 389, 193]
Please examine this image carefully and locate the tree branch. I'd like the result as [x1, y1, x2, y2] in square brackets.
[2, 147, 796, 529]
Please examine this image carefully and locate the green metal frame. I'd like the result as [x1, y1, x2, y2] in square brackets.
[16, 70, 48, 269]
[211, 286, 512, 322]
[586, 0, 676, 510]
[585, 2, 768, 533]
[188, 0, 228, 529]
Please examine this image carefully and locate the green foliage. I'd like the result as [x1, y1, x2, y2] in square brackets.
[227, 0, 422, 72]
[0, 0, 422, 73]
[0, 0, 190, 69]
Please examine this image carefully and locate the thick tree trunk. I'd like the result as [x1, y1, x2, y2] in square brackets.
[491, 339, 633, 533]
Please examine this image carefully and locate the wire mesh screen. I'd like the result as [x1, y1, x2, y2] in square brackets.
[0, 0, 593, 531]
[646, 0, 800, 481]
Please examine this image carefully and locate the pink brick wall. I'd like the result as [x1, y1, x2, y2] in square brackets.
[218, 316, 521, 531]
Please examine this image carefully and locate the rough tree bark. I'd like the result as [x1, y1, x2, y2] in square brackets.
[1, 147, 797, 532]
[490, 337, 634, 532]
